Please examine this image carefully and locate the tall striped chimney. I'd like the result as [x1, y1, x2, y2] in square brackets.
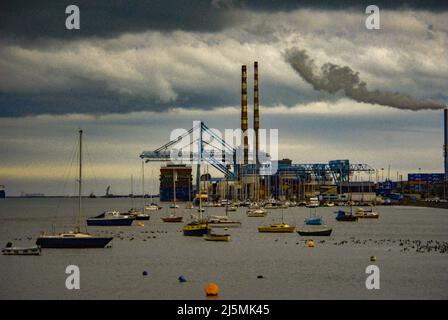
[241, 65, 248, 165]
[254, 61, 260, 165]
[444, 108, 448, 179]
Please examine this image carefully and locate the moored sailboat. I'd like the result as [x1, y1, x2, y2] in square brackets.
[36, 130, 113, 248]
[87, 211, 135, 226]
[162, 168, 183, 223]
[258, 223, 295, 233]
[258, 209, 295, 233]
[183, 167, 209, 236]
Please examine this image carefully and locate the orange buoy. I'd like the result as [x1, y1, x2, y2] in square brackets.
[205, 282, 219, 297]
[307, 240, 315, 248]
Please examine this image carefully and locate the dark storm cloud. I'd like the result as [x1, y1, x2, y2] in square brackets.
[0, 2, 447, 117]
[0, 80, 318, 117]
[1, 0, 446, 41]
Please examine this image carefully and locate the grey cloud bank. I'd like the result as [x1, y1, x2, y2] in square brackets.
[0, 6, 447, 117]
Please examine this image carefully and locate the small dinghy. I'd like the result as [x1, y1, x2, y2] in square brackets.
[208, 215, 241, 228]
[203, 233, 230, 242]
[161, 215, 183, 223]
[297, 226, 333, 236]
[127, 208, 150, 220]
[2, 242, 41, 256]
[247, 208, 268, 217]
[355, 207, 379, 219]
[145, 203, 162, 211]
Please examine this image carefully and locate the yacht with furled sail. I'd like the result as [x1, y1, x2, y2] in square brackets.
[185, 175, 194, 209]
[129, 161, 150, 220]
[304, 207, 323, 225]
[183, 168, 209, 236]
[257, 209, 295, 233]
[145, 169, 163, 211]
[36, 130, 113, 248]
[162, 168, 183, 223]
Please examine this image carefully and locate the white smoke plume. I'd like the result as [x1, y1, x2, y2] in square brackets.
[284, 47, 445, 111]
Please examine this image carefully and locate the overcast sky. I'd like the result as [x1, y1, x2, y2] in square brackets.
[0, 1, 447, 196]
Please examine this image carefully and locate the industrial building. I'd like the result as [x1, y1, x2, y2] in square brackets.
[141, 63, 447, 204]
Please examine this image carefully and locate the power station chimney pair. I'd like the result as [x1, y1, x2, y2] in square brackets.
[444, 108, 448, 180]
[241, 62, 260, 166]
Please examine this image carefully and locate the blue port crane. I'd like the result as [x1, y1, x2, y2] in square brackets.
[139, 121, 238, 189]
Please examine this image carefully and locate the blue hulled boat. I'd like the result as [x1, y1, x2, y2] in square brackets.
[87, 211, 135, 226]
[305, 216, 323, 225]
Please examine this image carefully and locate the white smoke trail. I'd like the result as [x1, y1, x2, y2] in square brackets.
[284, 47, 445, 111]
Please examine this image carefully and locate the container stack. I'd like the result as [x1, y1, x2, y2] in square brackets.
[159, 164, 192, 202]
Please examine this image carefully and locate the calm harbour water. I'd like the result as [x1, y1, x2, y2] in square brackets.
[0, 198, 447, 300]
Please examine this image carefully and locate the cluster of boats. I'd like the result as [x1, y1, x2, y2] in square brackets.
[334, 207, 380, 221]
[2, 130, 381, 255]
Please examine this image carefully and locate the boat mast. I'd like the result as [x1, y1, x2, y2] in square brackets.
[78, 129, 83, 232]
[131, 174, 134, 208]
[199, 168, 203, 219]
[173, 169, 177, 212]
[225, 171, 228, 216]
[142, 160, 145, 211]
[151, 169, 154, 203]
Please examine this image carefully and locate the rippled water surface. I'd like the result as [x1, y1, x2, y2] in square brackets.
[1, 198, 447, 299]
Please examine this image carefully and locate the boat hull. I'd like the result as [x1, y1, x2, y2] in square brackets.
[336, 215, 358, 222]
[135, 216, 150, 221]
[161, 217, 183, 222]
[36, 237, 113, 248]
[258, 227, 295, 233]
[305, 217, 322, 225]
[87, 218, 134, 226]
[2, 246, 41, 255]
[183, 224, 210, 236]
[203, 234, 230, 241]
[208, 222, 241, 228]
[358, 215, 379, 219]
[247, 213, 266, 217]
[297, 227, 332, 236]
